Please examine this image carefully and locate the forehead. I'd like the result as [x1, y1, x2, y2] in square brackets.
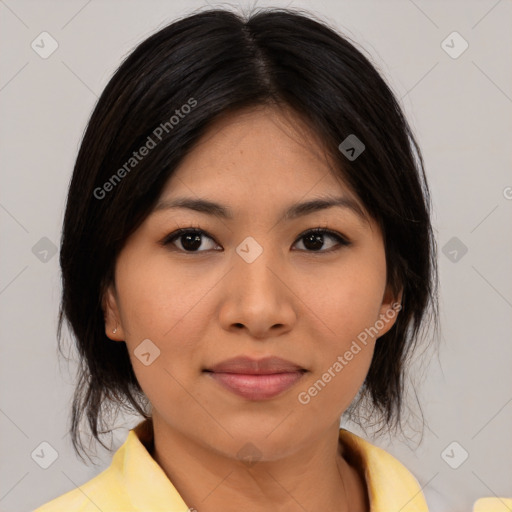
[158, 105, 358, 207]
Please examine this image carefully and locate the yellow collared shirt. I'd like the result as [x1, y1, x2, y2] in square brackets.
[34, 419, 430, 511]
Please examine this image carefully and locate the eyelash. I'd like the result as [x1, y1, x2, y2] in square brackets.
[160, 225, 351, 254]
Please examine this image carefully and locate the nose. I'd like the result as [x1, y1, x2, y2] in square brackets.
[218, 243, 297, 339]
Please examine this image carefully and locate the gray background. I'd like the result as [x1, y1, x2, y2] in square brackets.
[1, 1, 511, 511]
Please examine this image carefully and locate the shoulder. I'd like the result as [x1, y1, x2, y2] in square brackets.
[33, 419, 183, 512]
[33, 466, 130, 512]
[339, 428, 429, 511]
[33, 436, 136, 512]
[473, 497, 512, 511]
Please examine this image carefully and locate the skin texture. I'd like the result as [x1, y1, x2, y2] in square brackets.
[103, 105, 401, 512]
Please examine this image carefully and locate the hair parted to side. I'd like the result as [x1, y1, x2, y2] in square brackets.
[57, 6, 438, 463]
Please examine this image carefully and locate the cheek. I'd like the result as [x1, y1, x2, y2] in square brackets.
[294, 253, 386, 412]
[115, 251, 211, 340]
[306, 253, 387, 340]
[297, 285, 379, 418]
[114, 256, 208, 413]
[114, 252, 221, 395]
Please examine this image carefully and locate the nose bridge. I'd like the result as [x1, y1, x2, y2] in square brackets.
[233, 234, 282, 295]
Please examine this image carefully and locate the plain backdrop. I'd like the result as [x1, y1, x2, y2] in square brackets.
[0, 1, 511, 511]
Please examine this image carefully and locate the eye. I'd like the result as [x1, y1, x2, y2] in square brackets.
[161, 227, 220, 253]
[292, 228, 351, 253]
[161, 226, 351, 254]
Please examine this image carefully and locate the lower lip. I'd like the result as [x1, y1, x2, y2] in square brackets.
[206, 371, 306, 400]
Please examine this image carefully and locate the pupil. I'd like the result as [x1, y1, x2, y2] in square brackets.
[304, 233, 323, 251]
[182, 233, 202, 251]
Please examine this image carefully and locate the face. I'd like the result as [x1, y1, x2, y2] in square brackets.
[103, 105, 400, 462]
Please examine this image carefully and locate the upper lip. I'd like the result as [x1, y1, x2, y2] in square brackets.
[205, 356, 306, 374]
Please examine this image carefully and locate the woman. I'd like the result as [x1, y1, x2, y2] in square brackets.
[34, 6, 439, 511]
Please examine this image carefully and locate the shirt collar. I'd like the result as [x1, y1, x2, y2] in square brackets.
[339, 427, 428, 511]
[114, 418, 428, 511]
[111, 417, 190, 511]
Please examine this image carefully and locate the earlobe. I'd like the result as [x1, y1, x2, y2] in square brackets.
[102, 284, 124, 341]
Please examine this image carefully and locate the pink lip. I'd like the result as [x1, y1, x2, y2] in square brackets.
[206, 355, 305, 374]
[206, 371, 306, 400]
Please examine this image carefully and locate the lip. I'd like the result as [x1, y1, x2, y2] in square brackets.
[206, 372, 305, 400]
[203, 356, 307, 400]
[205, 355, 305, 374]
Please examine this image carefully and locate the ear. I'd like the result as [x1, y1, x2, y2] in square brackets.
[102, 283, 125, 341]
[375, 282, 403, 338]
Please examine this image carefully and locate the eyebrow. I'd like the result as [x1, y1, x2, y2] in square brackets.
[152, 195, 367, 223]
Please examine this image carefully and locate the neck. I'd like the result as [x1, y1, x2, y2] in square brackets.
[149, 416, 369, 512]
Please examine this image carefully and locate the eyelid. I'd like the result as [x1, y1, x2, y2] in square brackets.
[300, 227, 351, 245]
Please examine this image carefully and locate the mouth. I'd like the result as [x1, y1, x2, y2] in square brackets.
[203, 370, 307, 400]
[203, 355, 308, 401]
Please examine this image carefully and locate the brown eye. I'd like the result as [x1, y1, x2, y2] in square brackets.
[162, 228, 220, 252]
[293, 228, 351, 252]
